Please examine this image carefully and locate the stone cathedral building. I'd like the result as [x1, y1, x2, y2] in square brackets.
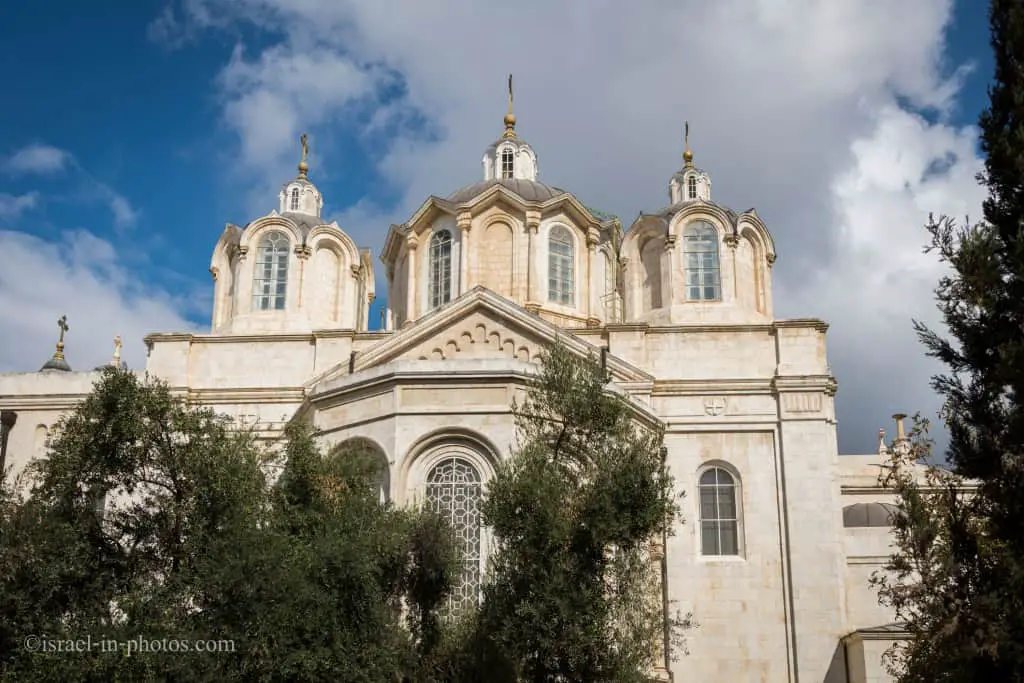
[1, 97, 912, 682]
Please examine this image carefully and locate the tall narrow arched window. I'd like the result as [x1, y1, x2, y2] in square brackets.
[699, 467, 740, 556]
[548, 226, 574, 305]
[252, 231, 290, 311]
[683, 221, 721, 301]
[290, 187, 300, 211]
[687, 175, 697, 200]
[428, 230, 453, 309]
[500, 147, 515, 179]
[425, 458, 483, 613]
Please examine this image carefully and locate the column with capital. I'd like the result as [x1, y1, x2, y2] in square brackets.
[457, 212, 472, 295]
[586, 228, 600, 326]
[404, 235, 418, 327]
[525, 211, 541, 308]
[662, 234, 677, 308]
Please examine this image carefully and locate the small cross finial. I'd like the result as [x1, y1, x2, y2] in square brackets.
[503, 74, 517, 138]
[683, 121, 694, 166]
[54, 315, 69, 360]
[298, 133, 309, 177]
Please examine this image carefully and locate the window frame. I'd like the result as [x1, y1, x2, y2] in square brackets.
[424, 456, 484, 614]
[252, 230, 290, 311]
[290, 187, 300, 211]
[697, 465, 743, 558]
[683, 220, 722, 302]
[428, 229, 453, 310]
[500, 147, 515, 179]
[687, 175, 697, 200]
[547, 225, 575, 306]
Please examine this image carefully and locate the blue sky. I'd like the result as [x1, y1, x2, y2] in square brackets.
[0, 0, 994, 454]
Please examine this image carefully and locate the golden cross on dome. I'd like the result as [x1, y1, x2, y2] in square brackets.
[54, 315, 69, 360]
[503, 74, 517, 138]
[298, 133, 310, 177]
[683, 121, 694, 166]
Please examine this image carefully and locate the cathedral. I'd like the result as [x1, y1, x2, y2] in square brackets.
[0, 86, 911, 683]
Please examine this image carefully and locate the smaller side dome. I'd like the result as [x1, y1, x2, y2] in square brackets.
[278, 133, 323, 217]
[481, 75, 539, 183]
[40, 314, 72, 372]
[842, 502, 902, 528]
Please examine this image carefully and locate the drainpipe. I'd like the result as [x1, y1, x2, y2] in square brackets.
[0, 410, 17, 477]
[660, 444, 673, 681]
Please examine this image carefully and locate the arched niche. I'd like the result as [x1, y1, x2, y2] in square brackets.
[329, 436, 390, 503]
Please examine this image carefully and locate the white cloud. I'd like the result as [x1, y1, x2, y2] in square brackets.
[0, 229, 199, 373]
[154, 0, 980, 453]
[0, 193, 38, 220]
[783, 106, 985, 454]
[3, 144, 71, 175]
[1, 143, 139, 228]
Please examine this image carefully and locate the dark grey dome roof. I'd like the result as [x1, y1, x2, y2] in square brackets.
[242, 212, 325, 241]
[448, 179, 567, 204]
[40, 356, 71, 372]
[279, 211, 323, 237]
[655, 199, 739, 225]
[843, 502, 902, 528]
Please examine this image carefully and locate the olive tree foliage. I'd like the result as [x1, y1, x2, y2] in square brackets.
[0, 368, 457, 683]
[448, 342, 692, 683]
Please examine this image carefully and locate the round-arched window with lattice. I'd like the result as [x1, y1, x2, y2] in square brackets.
[425, 457, 482, 613]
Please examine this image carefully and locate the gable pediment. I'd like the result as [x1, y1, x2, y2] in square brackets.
[306, 288, 653, 390]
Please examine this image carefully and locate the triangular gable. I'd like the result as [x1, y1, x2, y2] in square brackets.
[306, 287, 653, 389]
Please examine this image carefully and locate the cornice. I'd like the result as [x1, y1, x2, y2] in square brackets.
[145, 329, 390, 347]
[652, 378, 774, 396]
[0, 394, 91, 410]
[184, 387, 307, 403]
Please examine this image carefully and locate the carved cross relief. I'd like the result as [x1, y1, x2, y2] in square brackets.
[703, 397, 726, 416]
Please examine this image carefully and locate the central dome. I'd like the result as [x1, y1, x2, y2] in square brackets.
[448, 178, 567, 204]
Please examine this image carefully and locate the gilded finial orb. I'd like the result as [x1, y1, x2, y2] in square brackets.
[683, 148, 694, 164]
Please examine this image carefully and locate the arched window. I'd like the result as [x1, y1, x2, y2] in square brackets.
[699, 467, 740, 556]
[290, 187, 300, 211]
[425, 457, 483, 613]
[428, 230, 453, 309]
[252, 231, 290, 311]
[683, 221, 721, 301]
[687, 175, 697, 200]
[500, 147, 515, 179]
[548, 226, 574, 305]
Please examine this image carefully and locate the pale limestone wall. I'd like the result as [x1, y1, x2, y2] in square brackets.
[664, 429, 790, 681]
[0, 370, 106, 482]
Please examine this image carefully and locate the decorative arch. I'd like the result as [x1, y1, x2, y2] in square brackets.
[238, 217, 304, 251]
[737, 226, 768, 314]
[331, 436, 390, 503]
[307, 225, 361, 265]
[34, 424, 49, 458]
[399, 428, 501, 501]
[696, 460, 743, 557]
[478, 216, 514, 298]
[638, 235, 663, 311]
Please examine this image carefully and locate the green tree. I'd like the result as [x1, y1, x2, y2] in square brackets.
[0, 368, 457, 682]
[873, 0, 1024, 679]
[465, 342, 689, 682]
